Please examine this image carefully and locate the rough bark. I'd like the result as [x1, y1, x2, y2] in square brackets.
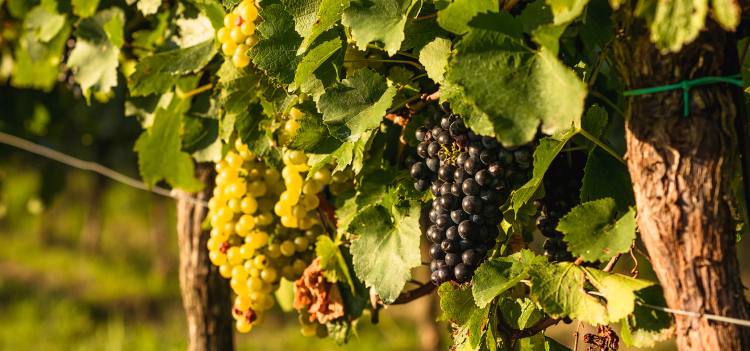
[613, 14, 750, 351]
[176, 163, 234, 351]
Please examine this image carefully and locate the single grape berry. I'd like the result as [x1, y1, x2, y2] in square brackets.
[462, 195, 483, 214]
[428, 141, 441, 158]
[437, 131, 452, 145]
[441, 239, 458, 253]
[468, 142, 484, 158]
[431, 126, 443, 138]
[406, 154, 419, 168]
[474, 169, 493, 187]
[415, 127, 428, 142]
[453, 168, 467, 184]
[454, 263, 472, 282]
[488, 162, 504, 177]
[462, 178, 481, 196]
[436, 214, 452, 229]
[514, 148, 532, 163]
[462, 249, 480, 266]
[441, 115, 455, 129]
[426, 158, 440, 172]
[497, 148, 513, 164]
[430, 243, 445, 260]
[427, 226, 445, 243]
[417, 142, 430, 158]
[429, 209, 439, 223]
[467, 130, 481, 141]
[451, 209, 468, 224]
[411, 162, 427, 179]
[464, 157, 481, 175]
[437, 266, 454, 282]
[439, 194, 458, 211]
[482, 136, 500, 149]
[438, 164, 455, 182]
[450, 183, 462, 197]
[424, 115, 437, 129]
[445, 226, 459, 240]
[444, 253, 460, 267]
[480, 149, 496, 165]
[456, 134, 469, 148]
[456, 152, 470, 168]
[458, 220, 478, 240]
[439, 101, 451, 114]
[414, 179, 429, 192]
[458, 238, 473, 251]
[430, 271, 441, 285]
[430, 180, 443, 197]
[439, 182, 452, 196]
[430, 260, 440, 272]
[470, 214, 486, 225]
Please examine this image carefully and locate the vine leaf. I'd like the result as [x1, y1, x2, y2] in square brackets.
[436, 0, 498, 35]
[334, 190, 358, 240]
[419, 37, 451, 84]
[401, 1, 450, 53]
[446, 12, 586, 146]
[546, 0, 589, 25]
[248, 2, 304, 85]
[506, 333, 571, 350]
[558, 198, 637, 262]
[633, 0, 718, 53]
[342, 0, 420, 56]
[297, 0, 352, 55]
[287, 115, 330, 152]
[306, 129, 374, 176]
[134, 95, 204, 192]
[580, 148, 635, 212]
[349, 201, 422, 304]
[235, 104, 277, 159]
[136, 0, 160, 16]
[26, 6, 66, 42]
[71, 0, 100, 18]
[318, 68, 397, 142]
[472, 249, 546, 308]
[294, 27, 345, 91]
[440, 82, 495, 138]
[11, 20, 70, 91]
[511, 132, 575, 213]
[282, 0, 321, 38]
[712, 0, 741, 31]
[621, 285, 675, 347]
[128, 40, 217, 97]
[437, 283, 491, 349]
[571, 105, 608, 151]
[216, 60, 262, 115]
[528, 263, 654, 325]
[316, 235, 356, 292]
[67, 8, 125, 103]
[499, 298, 542, 330]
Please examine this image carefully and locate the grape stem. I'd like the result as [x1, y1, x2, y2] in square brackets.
[602, 254, 620, 272]
[576, 129, 626, 165]
[386, 94, 422, 115]
[178, 83, 213, 99]
[406, 13, 437, 21]
[344, 59, 423, 71]
[397, 73, 428, 92]
[589, 90, 625, 117]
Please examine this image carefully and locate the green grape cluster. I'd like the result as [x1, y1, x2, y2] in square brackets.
[343, 42, 383, 77]
[206, 139, 322, 334]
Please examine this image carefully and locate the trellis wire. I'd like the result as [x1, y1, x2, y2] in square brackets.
[517, 280, 750, 328]
[0, 131, 208, 208]
[3, 131, 750, 328]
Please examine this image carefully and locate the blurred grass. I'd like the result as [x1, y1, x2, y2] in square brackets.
[0, 165, 430, 351]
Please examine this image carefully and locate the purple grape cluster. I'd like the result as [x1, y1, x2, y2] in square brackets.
[407, 103, 535, 285]
[537, 154, 587, 263]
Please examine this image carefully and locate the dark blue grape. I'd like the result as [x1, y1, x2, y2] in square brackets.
[464, 157, 480, 175]
[430, 180, 443, 197]
[458, 220, 478, 240]
[462, 195, 483, 214]
[456, 152, 470, 168]
[430, 243, 445, 260]
[444, 253, 460, 267]
[462, 178, 480, 196]
[415, 127, 428, 142]
[438, 164, 455, 182]
[474, 169, 493, 187]
[441, 239, 458, 253]
[426, 157, 440, 172]
[428, 141, 441, 158]
[451, 210, 468, 224]
[497, 148, 513, 164]
[468, 142, 484, 158]
[414, 179, 429, 192]
[436, 214, 452, 229]
[438, 266, 454, 281]
[417, 142, 430, 158]
[446, 226, 458, 240]
[411, 162, 427, 179]
[462, 249, 480, 266]
[454, 263, 472, 282]
[482, 136, 500, 149]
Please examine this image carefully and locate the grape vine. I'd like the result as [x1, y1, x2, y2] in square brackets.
[3, 0, 748, 349]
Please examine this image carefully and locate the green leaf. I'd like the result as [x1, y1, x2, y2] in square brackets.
[318, 69, 397, 142]
[419, 37, 451, 84]
[349, 201, 422, 304]
[194, 0, 226, 33]
[580, 148, 635, 212]
[511, 133, 575, 212]
[499, 298, 542, 330]
[281, 0, 320, 38]
[529, 263, 653, 325]
[545, 0, 589, 24]
[342, 0, 420, 56]
[134, 95, 204, 192]
[621, 285, 675, 347]
[26, 6, 66, 42]
[557, 198, 637, 262]
[235, 104, 276, 159]
[438, 283, 491, 349]
[316, 235, 356, 291]
[334, 190, 358, 240]
[712, 0, 741, 31]
[636, 0, 708, 53]
[401, 1, 450, 53]
[248, 3, 304, 85]
[11, 23, 70, 91]
[446, 13, 586, 146]
[128, 40, 217, 97]
[306, 129, 374, 175]
[436, 0, 498, 35]
[217, 60, 262, 114]
[297, 0, 352, 54]
[71, 0, 100, 18]
[68, 8, 125, 102]
[472, 250, 546, 308]
[571, 105, 607, 151]
[125, 92, 174, 128]
[531, 23, 567, 56]
[440, 82, 495, 137]
[294, 27, 344, 90]
[516, 0, 554, 33]
[222, 0, 241, 9]
[137, 0, 160, 16]
[287, 115, 330, 152]
[41, 0, 71, 14]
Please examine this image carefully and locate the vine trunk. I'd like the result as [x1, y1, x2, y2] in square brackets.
[613, 16, 750, 350]
[176, 163, 234, 351]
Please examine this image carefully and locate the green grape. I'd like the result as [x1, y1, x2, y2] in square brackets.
[280, 240, 296, 257]
[294, 237, 309, 252]
[266, 243, 282, 258]
[260, 268, 278, 283]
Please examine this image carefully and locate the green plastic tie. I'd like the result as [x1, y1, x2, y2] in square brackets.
[623, 73, 744, 117]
